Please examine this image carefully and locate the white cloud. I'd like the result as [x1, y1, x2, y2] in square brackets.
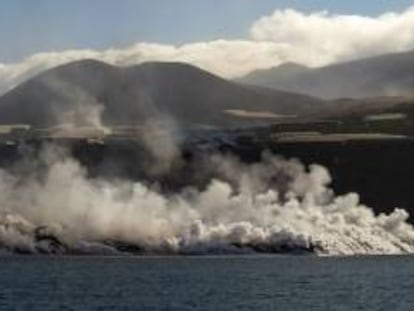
[1, 6, 414, 94]
[250, 7, 414, 65]
[0, 41, 287, 94]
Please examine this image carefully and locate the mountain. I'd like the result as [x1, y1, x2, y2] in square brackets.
[238, 50, 414, 99]
[0, 60, 328, 129]
[240, 62, 310, 88]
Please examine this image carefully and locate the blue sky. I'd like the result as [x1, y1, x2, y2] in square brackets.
[0, 0, 413, 62]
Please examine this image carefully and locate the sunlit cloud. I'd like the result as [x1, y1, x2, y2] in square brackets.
[1, 6, 414, 94]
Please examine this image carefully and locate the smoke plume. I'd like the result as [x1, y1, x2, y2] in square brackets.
[40, 76, 111, 136]
[0, 146, 413, 256]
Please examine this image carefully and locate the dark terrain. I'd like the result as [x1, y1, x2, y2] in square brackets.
[239, 49, 414, 99]
[0, 60, 328, 128]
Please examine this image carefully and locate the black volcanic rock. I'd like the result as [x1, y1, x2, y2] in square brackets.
[239, 49, 414, 99]
[0, 59, 327, 128]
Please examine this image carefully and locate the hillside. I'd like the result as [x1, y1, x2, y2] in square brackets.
[0, 60, 328, 129]
[238, 50, 414, 99]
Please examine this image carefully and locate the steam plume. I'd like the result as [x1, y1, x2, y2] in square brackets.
[0, 147, 413, 256]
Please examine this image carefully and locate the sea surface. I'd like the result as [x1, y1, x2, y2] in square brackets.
[0, 255, 413, 310]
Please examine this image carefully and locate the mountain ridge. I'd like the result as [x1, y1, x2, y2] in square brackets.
[0, 59, 328, 128]
[238, 49, 414, 99]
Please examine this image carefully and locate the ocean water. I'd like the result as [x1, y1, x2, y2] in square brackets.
[0, 255, 413, 311]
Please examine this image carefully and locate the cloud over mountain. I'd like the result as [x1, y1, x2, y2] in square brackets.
[1, 6, 414, 95]
[251, 7, 414, 65]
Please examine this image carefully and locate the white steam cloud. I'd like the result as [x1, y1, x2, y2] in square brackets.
[1, 7, 414, 95]
[40, 77, 110, 135]
[1, 148, 414, 256]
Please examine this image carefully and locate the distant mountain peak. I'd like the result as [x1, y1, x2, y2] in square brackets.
[275, 62, 308, 70]
[238, 49, 414, 99]
[51, 58, 116, 72]
[0, 59, 327, 129]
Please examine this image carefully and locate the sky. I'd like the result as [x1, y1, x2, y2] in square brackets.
[1, 0, 414, 95]
[1, 0, 414, 62]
